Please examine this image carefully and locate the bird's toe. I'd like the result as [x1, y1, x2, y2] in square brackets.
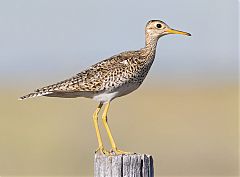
[110, 148, 132, 155]
[95, 146, 110, 155]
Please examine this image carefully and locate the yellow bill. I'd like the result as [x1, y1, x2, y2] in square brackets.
[167, 29, 191, 36]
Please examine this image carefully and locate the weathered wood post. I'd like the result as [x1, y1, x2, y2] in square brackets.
[94, 153, 154, 177]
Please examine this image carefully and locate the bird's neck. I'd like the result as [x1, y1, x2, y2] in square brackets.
[141, 33, 159, 58]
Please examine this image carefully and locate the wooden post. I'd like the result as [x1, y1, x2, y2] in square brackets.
[94, 153, 154, 177]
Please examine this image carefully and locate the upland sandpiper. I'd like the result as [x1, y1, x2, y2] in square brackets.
[20, 20, 191, 155]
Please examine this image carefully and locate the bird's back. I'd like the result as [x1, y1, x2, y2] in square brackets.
[19, 49, 155, 100]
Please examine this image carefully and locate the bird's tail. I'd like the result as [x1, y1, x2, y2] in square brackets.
[18, 91, 51, 100]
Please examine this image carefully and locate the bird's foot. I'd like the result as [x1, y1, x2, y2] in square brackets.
[95, 146, 110, 155]
[110, 147, 131, 155]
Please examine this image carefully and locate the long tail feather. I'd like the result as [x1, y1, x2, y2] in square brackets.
[19, 91, 52, 100]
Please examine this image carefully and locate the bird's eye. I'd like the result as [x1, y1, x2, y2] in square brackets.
[156, 24, 162, 28]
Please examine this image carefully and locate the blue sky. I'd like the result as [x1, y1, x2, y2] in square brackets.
[0, 0, 238, 87]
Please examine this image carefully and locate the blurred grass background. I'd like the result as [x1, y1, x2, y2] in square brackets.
[0, 84, 238, 176]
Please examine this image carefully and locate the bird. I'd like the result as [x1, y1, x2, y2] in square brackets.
[19, 20, 191, 155]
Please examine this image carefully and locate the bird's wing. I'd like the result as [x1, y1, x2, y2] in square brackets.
[19, 51, 141, 100]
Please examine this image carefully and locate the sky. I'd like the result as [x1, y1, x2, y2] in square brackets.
[0, 0, 238, 88]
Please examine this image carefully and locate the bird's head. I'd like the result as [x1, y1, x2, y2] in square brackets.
[145, 20, 191, 39]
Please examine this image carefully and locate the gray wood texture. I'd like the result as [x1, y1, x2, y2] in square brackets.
[94, 153, 154, 177]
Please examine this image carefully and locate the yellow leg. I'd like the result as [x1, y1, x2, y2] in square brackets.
[102, 102, 130, 155]
[93, 103, 109, 155]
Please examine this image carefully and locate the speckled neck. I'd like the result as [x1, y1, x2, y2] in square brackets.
[141, 33, 159, 58]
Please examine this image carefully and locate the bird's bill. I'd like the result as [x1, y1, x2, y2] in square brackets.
[166, 29, 191, 36]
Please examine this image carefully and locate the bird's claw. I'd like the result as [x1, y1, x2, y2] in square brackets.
[95, 146, 110, 155]
[110, 148, 131, 155]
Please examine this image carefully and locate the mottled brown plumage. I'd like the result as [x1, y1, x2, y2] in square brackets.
[19, 20, 191, 155]
[20, 50, 151, 100]
[20, 20, 190, 102]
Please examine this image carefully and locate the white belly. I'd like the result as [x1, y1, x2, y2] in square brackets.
[93, 92, 119, 103]
[93, 82, 140, 103]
